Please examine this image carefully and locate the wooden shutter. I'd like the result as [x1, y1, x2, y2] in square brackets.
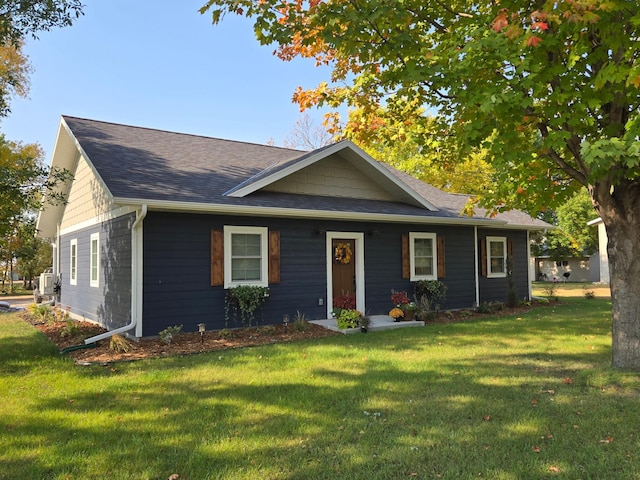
[480, 237, 487, 277]
[507, 238, 513, 258]
[437, 235, 446, 278]
[210, 229, 224, 286]
[401, 234, 410, 279]
[268, 231, 281, 284]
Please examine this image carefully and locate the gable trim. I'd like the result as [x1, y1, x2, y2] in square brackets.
[224, 141, 439, 212]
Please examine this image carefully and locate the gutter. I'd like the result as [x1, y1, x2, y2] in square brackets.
[82, 204, 147, 345]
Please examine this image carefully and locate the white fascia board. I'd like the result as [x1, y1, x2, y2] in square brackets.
[224, 141, 438, 211]
[114, 197, 506, 227]
[587, 217, 602, 226]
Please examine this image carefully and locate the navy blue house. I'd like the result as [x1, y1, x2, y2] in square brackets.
[37, 116, 550, 338]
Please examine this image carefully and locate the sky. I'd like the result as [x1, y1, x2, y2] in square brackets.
[0, 0, 339, 159]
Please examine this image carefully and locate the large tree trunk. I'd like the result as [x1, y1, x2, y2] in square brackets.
[594, 181, 640, 369]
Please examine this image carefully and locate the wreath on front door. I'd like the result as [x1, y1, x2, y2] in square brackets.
[334, 242, 353, 264]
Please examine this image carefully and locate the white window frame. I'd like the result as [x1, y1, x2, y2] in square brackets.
[486, 236, 507, 278]
[90, 232, 100, 288]
[223, 226, 269, 288]
[409, 232, 437, 281]
[70, 239, 77, 285]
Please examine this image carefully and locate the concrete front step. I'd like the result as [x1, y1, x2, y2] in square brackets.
[310, 315, 425, 334]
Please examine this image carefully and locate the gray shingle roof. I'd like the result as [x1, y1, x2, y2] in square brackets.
[62, 116, 551, 229]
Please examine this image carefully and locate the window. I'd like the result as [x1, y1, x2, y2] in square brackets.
[487, 236, 507, 278]
[224, 226, 268, 288]
[409, 232, 437, 281]
[90, 232, 100, 287]
[70, 239, 77, 285]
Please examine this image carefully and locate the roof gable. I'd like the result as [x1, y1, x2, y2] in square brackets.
[225, 141, 437, 210]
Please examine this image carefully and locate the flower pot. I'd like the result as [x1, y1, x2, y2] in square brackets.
[402, 310, 415, 321]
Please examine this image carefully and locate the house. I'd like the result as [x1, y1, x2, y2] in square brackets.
[534, 255, 599, 283]
[587, 217, 610, 284]
[37, 116, 551, 339]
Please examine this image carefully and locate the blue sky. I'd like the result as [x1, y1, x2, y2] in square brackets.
[0, 0, 338, 158]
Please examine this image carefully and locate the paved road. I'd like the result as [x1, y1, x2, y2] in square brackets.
[0, 295, 33, 307]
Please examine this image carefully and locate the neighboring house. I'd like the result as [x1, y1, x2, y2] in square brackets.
[37, 116, 551, 338]
[587, 218, 610, 284]
[534, 256, 599, 283]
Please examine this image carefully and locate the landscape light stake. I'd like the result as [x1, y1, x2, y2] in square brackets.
[198, 323, 206, 343]
[283, 314, 289, 333]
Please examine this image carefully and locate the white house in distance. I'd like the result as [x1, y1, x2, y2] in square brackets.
[587, 217, 610, 284]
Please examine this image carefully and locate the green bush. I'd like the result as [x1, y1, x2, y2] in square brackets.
[337, 309, 361, 329]
[225, 286, 270, 327]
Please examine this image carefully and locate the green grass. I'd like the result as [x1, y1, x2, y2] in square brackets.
[2, 298, 639, 479]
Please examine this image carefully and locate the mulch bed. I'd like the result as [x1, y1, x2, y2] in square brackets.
[22, 313, 341, 364]
[21, 301, 545, 364]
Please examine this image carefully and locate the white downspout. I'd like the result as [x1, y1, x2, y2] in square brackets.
[84, 204, 147, 344]
[474, 226, 480, 307]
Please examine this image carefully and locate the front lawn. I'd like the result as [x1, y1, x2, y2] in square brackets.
[1, 298, 639, 479]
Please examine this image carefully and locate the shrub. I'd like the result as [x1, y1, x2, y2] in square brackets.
[542, 282, 558, 298]
[583, 285, 596, 299]
[225, 286, 270, 327]
[60, 320, 81, 338]
[413, 280, 447, 310]
[476, 301, 505, 314]
[110, 334, 132, 353]
[292, 310, 310, 332]
[159, 325, 183, 345]
[218, 328, 234, 339]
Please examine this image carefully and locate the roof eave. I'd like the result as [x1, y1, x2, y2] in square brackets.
[114, 197, 506, 226]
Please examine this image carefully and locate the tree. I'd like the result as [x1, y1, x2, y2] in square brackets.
[0, 0, 84, 46]
[14, 217, 52, 290]
[0, 136, 70, 235]
[201, 1, 640, 368]
[531, 190, 599, 261]
[0, 41, 32, 118]
[283, 113, 335, 150]
[0, 137, 69, 292]
[343, 106, 493, 195]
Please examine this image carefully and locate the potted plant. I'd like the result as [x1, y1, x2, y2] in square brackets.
[402, 301, 417, 321]
[391, 290, 410, 308]
[391, 290, 413, 320]
[389, 307, 404, 322]
[337, 308, 362, 329]
[359, 314, 371, 333]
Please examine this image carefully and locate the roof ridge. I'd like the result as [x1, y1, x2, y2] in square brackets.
[61, 115, 306, 153]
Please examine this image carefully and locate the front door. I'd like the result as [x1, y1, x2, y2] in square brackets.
[332, 238, 356, 307]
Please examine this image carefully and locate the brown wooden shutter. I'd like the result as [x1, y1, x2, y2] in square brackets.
[480, 237, 487, 277]
[210, 229, 224, 286]
[401, 234, 410, 279]
[507, 238, 513, 258]
[437, 235, 446, 278]
[268, 231, 281, 284]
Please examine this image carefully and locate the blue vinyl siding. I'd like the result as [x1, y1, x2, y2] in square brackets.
[59, 213, 133, 329]
[478, 229, 530, 304]
[142, 213, 524, 335]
